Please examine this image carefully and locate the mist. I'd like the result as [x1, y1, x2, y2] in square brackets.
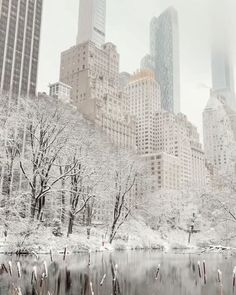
[38, 0, 236, 138]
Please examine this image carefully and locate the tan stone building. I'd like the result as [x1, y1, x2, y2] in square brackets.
[60, 41, 136, 150]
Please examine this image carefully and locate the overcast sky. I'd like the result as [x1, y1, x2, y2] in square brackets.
[37, 0, 236, 140]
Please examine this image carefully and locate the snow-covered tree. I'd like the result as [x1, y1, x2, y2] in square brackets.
[108, 151, 141, 243]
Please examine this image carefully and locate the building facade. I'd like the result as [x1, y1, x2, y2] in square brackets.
[125, 69, 161, 154]
[0, 0, 43, 98]
[203, 91, 236, 176]
[126, 70, 205, 190]
[143, 152, 181, 191]
[130, 109, 205, 190]
[153, 112, 205, 189]
[77, 0, 106, 47]
[60, 41, 136, 150]
[49, 81, 72, 104]
[150, 7, 180, 114]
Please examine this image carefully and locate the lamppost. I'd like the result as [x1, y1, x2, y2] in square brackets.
[188, 213, 196, 244]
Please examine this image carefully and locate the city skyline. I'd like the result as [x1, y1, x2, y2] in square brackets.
[1, 0, 236, 270]
[38, 0, 236, 139]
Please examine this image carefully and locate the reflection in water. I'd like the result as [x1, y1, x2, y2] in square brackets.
[0, 252, 236, 295]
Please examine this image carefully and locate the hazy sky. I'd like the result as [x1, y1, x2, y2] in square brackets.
[37, 0, 236, 139]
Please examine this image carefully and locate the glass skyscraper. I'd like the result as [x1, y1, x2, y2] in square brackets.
[150, 7, 180, 114]
[0, 0, 43, 99]
[210, 0, 235, 109]
[77, 0, 106, 47]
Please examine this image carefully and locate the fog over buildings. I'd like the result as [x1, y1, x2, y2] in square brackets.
[38, 0, 236, 137]
[210, 0, 236, 109]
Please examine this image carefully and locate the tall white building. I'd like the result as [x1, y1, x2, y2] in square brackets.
[153, 112, 205, 189]
[126, 71, 205, 190]
[77, 0, 106, 47]
[125, 69, 161, 154]
[203, 91, 236, 176]
[140, 111, 206, 191]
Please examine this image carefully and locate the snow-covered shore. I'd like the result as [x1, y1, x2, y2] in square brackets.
[0, 218, 230, 255]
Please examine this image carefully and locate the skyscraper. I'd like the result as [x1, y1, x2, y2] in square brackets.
[210, 0, 235, 109]
[60, 41, 135, 150]
[0, 0, 43, 99]
[140, 54, 155, 72]
[125, 69, 161, 155]
[150, 7, 180, 114]
[126, 70, 205, 190]
[203, 91, 236, 176]
[77, 0, 106, 47]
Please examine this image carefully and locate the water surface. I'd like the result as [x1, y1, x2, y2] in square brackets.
[1, 251, 236, 294]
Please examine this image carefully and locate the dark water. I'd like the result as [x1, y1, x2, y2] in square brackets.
[1, 251, 236, 294]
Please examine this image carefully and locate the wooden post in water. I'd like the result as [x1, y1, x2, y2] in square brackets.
[197, 261, 201, 278]
[88, 250, 91, 266]
[218, 269, 223, 295]
[1, 263, 8, 274]
[100, 274, 106, 286]
[113, 264, 118, 282]
[16, 287, 23, 295]
[50, 249, 53, 262]
[233, 267, 236, 289]
[203, 260, 207, 284]
[8, 261, 12, 276]
[155, 264, 161, 280]
[90, 281, 94, 295]
[43, 261, 48, 278]
[16, 262, 21, 278]
[31, 266, 37, 285]
[188, 230, 191, 244]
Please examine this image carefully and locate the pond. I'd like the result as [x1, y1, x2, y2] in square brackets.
[0, 251, 236, 294]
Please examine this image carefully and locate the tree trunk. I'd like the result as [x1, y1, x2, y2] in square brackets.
[86, 204, 92, 226]
[36, 196, 46, 220]
[67, 212, 75, 237]
[4, 158, 14, 220]
[31, 198, 37, 219]
[109, 221, 117, 244]
[61, 179, 66, 223]
[37, 199, 42, 220]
